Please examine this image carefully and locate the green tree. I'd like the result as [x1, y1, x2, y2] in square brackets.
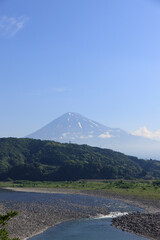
[0, 211, 20, 240]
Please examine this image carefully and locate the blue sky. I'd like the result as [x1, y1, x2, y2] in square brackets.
[1, 0, 160, 138]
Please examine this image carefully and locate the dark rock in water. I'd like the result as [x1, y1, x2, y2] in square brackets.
[112, 212, 160, 240]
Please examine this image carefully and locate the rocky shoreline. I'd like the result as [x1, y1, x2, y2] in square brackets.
[0, 188, 110, 240]
[2, 187, 160, 240]
[84, 189, 160, 240]
[112, 212, 160, 240]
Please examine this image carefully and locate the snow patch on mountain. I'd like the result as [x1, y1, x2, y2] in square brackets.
[89, 120, 98, 127]
[78, 122, 82, 129]
[26, 112, 160, 158]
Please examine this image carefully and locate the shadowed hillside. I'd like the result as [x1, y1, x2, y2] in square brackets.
[0, 138, 160, 181]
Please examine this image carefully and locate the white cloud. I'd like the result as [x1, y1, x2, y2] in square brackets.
[131, 126, 160, 141]
[52, 88, 67, 93]
[98, 132, 112, 139]
[88, 135, 93, 138]
[79, 135, 93, 139]
[0, 15, 28, 38]
[52, 87, 71, 93]
[80, 136, 85, 139]
[62, 132, 69, 137]
[28, 87, 70, 97]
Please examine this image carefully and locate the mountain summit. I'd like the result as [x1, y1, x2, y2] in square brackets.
[27, 112, 124, 142]
[27, 112, 160, 159]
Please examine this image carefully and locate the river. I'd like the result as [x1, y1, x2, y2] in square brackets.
[0, 189, 148, 240]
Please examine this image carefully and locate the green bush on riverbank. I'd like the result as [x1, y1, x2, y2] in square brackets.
[0, 211, 19, 240]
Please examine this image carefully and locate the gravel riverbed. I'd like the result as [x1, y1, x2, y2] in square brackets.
[2, 187, 160, 240]
[83, 189, 160, 240]
[112, 212, 160, 240]
[0, 188, 109, 240]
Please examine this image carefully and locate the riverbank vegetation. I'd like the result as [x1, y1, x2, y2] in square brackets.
[1, 179, 160, 200]
[0, 211, 19, 240]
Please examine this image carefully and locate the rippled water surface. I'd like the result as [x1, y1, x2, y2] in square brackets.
[0, 189, 140, 212]
[30, 217, 147, 240]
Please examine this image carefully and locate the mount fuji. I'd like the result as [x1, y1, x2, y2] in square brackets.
[27, 112, 160, 159]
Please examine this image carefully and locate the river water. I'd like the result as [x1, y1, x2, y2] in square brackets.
[0, 189, 148, 240]
[30, 217, 147, 240]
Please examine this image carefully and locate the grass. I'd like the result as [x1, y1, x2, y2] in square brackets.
[0, 179, 160, 200]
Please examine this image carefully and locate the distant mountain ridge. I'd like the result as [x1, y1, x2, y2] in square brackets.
[27, 112, 160, 159]
[27, 112, 126, 141]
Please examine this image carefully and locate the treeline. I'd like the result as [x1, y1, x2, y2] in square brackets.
[0, 137, 160, 181]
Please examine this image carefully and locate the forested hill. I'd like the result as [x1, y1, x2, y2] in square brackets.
[0, 137, 160, 181]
